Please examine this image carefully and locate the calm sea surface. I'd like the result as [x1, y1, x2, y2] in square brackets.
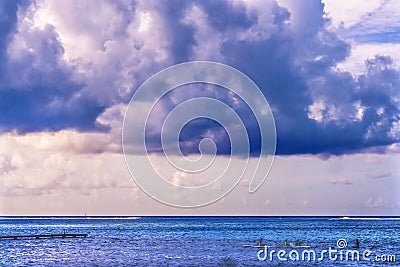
[0, 216, 399, 266]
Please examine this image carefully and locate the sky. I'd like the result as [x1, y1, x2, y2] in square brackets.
[0, 0, 399, 215]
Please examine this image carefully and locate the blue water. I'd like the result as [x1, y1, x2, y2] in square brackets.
[0, 217, 399, 266]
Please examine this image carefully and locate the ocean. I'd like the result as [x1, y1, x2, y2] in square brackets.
[0, 216, 398, 266]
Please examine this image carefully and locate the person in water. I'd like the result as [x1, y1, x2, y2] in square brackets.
[355, 239, 360, 249]
[283, 239, 289, 247]
[258, 238, 265, 246]
[295, 239, 303, 246]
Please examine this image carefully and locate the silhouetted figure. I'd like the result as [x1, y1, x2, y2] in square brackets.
[283, 239, 289, 247]
[295, 239, 303, 246]
[258, 238, 265, 246]
[355, 239, 360, 249]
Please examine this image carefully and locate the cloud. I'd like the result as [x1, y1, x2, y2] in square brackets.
[329, 178, 352, 185]
[387, 143, 400, 153]
[342, 1, 400, 43]
[323, 0, 400, 43]
[0, 0, 399, 157]
[322, 0, 384, 29]
[336, 43, 400, 75]
[0, 1, 29, 62]
[1, 0, 179, 133]
[170, 170, 209, 187]
[364, 196, 388, 208]
[1, 4, 105, 132]
[136, 0, 399, 156]
[0, 130, 130, 197]
[369, 172, 391, 179]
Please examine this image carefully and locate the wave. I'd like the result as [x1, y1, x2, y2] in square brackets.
[85, 217, 141, 220]
[165, 256, 182, 259]
[329, 217, 400, 221]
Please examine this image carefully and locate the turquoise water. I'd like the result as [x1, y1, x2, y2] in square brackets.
[0, 217, 399, 266]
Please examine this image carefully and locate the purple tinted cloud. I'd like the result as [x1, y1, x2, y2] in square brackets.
[0, 0, 399, 156]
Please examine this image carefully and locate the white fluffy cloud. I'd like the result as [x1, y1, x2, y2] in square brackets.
[322, 0, 384, 29]
[365, 196, 388, 208]
[0, 130, 129, 197]
[323, 0, 400, 77]
[181, 4, 223, 60]
[336, 42, 400, 75]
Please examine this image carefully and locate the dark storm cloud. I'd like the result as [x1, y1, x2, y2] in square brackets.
[0, 1, 19, 55]
[143, 83, 261, 155]
[0, 1, 29, 75]
[173, 0, 399, 156]
[0, 0, 399, 155]
[0, 14, 106, 132]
